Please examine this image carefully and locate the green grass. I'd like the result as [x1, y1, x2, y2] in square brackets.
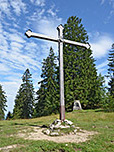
[0, 110, 114, 152]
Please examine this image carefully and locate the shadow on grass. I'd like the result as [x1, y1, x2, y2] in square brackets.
[95, 109, 114, 113]
[72, 108, 114, 113]
[11, 122, 48, 128]
[95, 109, 106, 112]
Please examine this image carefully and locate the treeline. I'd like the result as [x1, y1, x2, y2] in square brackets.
[0, 16, 114, 120]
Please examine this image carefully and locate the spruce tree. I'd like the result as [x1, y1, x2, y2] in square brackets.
[97, 73, 106, 107]
[35, 47, 59, 117]
[6, 111, 12, 120]
[0, 84, 7, 120]
[13, 69, 35, 119]
[107, 43, 114, 97]
[103, 44, 114, 112]
[63, 16, 101, 110]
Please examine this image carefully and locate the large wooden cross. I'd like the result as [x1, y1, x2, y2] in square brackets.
[25, 24, 90, 121]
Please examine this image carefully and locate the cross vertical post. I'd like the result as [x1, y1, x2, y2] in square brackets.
[25, 24, 90, 122]
[57, 25, 65, 121]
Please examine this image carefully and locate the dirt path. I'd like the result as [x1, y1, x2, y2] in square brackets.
[0, 144, 24, 152]
[18, 127, 97, 143]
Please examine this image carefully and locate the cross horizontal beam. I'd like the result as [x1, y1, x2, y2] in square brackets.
[63, 39, 90, 49]
[25, 30, 90, 49]
[25, 30, 58, 43]
[25, 24, 91, 121]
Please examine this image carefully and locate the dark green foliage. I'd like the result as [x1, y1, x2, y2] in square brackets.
[35, 47, 59, 117]
[102, 93, 114, 112]
[0, 84, 7, 120]
[13, 69, 35, 119]
[103, 44, 114, 112]
[107, 43, 114, 97]
[63, 16, 102, 110]
[35, 16, 106, 116]
[6, 111, 13, 120]
[96, 74, 106, 106]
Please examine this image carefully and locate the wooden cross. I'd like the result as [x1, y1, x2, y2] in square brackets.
[25, 24, 90, 121]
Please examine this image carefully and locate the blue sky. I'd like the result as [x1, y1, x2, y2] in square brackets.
[0, 0, 114, 114]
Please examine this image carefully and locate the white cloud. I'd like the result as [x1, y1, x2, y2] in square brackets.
[30, 0, 45, 6]
[97, 60, 108, 69]
[0, 63, 10, 72]
[96, 60, 108, 74]
[0, 34, 8, 51]
[47, 4, 58, 17]
[27, 12, 63, 57]
[0, 0, 11, 18]
[27, 1, 62, 41]
[9, 33, 26, 43]
[0, 0, 27, 20]
[0, 0, 62, 114]
[10, 0, 27, 16]
[0, 27, 42, 73]
[10, 41, 23, 48]
[35, 17, 62, 38]
[0, 23, 3, 33]
[27, 9, 45, 21]
[90, 35, 113, 58]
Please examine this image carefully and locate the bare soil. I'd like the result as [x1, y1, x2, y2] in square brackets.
[18, 127, 98, 143]
[0, 144, 24, 152]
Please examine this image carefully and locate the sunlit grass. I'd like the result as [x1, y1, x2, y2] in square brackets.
[0, 110, 114, 152]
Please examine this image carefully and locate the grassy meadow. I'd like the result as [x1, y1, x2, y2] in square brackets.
[0, 110, 114, 152]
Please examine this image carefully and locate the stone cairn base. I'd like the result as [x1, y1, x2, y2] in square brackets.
[42, 119, 77, 136]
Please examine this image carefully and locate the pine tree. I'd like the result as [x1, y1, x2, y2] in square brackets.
[0, 84, 7, 120]
[63, 16, 102, 110]
[107, 43, 114, 97]
[13, 69, 35, 119]
[35, 47, 59, 117]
